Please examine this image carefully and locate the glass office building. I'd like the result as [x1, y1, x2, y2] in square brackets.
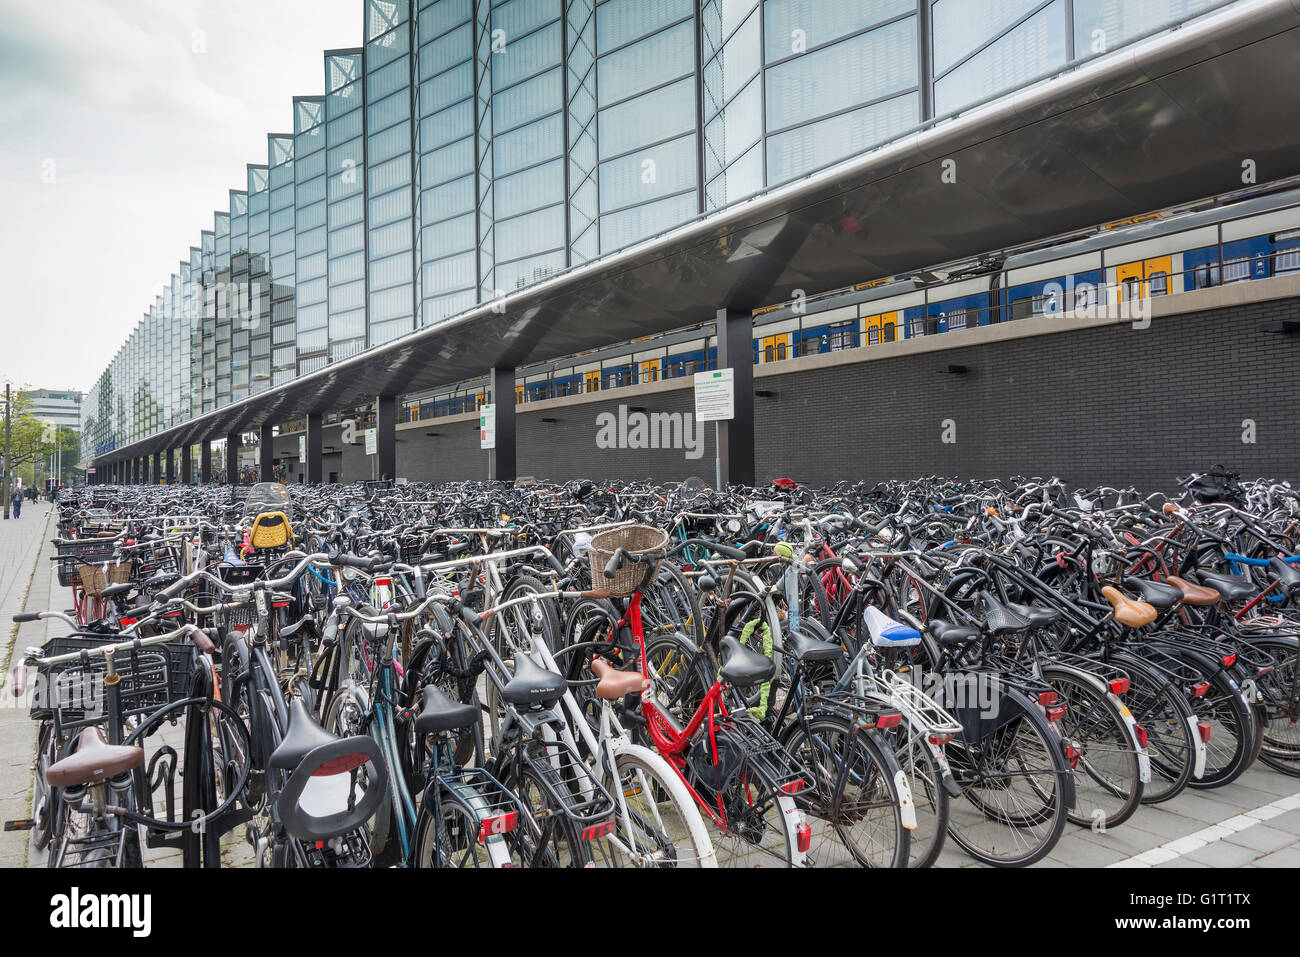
[82, 0, 1241, 461]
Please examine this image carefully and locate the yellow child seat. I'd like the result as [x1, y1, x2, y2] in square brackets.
[249, 511, 294, 550]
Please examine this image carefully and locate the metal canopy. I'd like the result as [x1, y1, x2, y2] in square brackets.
[101, 0, 1300, 464]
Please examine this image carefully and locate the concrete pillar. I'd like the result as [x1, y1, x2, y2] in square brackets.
[715, 307, 755, 487]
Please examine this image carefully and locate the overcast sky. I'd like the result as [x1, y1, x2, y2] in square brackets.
[0, 0, 360, 395]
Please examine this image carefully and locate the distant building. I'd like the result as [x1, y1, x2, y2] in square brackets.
[30, 389, 83, 435]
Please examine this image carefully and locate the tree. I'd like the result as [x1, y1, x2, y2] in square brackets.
[3, 390, 59, 510]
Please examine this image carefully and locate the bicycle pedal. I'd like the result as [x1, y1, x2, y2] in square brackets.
[3, 819, 35, 832]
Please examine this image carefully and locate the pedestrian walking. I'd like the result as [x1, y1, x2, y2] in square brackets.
[10, 487, 21, 518]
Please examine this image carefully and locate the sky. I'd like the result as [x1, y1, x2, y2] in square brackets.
[0, 0, 360, 395]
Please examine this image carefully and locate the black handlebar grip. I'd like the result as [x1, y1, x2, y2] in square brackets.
[122, 604, 154, 619]
[604, 548, 625, 579]
[698, 540, 746, 560]
[335, 555, 374, 570]
[12, 613, 40, 623]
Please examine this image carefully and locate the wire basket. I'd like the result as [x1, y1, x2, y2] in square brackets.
[586, 525, 668, 597]
[30, 634, 191, 730]
[55, 539, 117, 588]
[77, 561, 134, 599]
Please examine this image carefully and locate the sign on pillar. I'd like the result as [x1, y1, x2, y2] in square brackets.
[694, 368, 734, 489]
[480, 404, 496, 449]
[364, 428, 377, 457]
[298, 436, 306, 463]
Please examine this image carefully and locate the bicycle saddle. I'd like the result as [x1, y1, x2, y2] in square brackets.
[1164, 576, 1220, 605]
[100, 581, 134, 599]
[928, 619, 980, 647]
[45, 727, 144, 789]
[718, 635, 775, 687]
[1190, 570, 1254, 602]
[1099, 586, 1158, 628]
[978, 593, 1032, 635]
[1123, 577, 1183, 611]
[414, 682, 479, 734]
[1004, 601, 1060, 627]
[1270, 557, 1300, 593]
[590, 657, 649, 700]
[783, 627, 844, 663]
[501, 654, 566, 709]
[270, 698, 340, 770]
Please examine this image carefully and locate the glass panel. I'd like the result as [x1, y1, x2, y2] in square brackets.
[495, 251, 565, 291]
[492, 0, 561, 41]
[370, 252, 414, 289]
[422, 250, 477, 291]
[932, 0, 1042, 73]
[495, 204, 565, 261]
[767, 91, 918, 184]
[493, 22, 561, 91]
[495, 159, 565, 219]
[494, 113, 563, 175]
[422, 211, 475, 260]
[600, 134, 696, 212]
[420, 61, 472, 116]
[1073, 0, 1226, 60]
[705, 75, 761, 179]
[598, 76, 694, 159]
[765, 17, 916, 131]
[597, 0, 692, 51]
[422, 136, 474, 186]
[934, 1, 1066, 115]
[597, 21, 694, 106]
[599, 192, 697, 251]
[420, 0, 471, 39]
[421, 99, 475, 150]
[370, 188, 413, 226]
[493, 68, 561, 133]
[420, 22, 471, 78]
[421, 173, 475, 222]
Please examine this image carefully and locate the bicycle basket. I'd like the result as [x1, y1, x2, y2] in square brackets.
[77, 560, 134, 598]
[56, 539, 117, 588]
[249, 511, 294, 549]
[30, 635, 191, 729]
[586, 525, 669, 597]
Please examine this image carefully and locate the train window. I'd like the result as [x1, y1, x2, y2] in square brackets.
[1148, 272, 1168, 297]
[683, 359, 698, 376]
[1193, 263, 1220, 289]
[826, 322, 854, 351]
[1223, 258, 1250, 283]
[909, 314, 927, 337]
[1123, 276, 1141, 300]
[946, 308, 968, 331]
[867, 325, 880, 345]
[1276, 248, 1300, 273]
[882, 321, 895, 342]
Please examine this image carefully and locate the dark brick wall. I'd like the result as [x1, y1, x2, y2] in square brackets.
[757, 298, 1300, 489]
[339, 297, 1300, 490]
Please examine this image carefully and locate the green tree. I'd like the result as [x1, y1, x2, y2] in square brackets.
[3, 390, 59, 511]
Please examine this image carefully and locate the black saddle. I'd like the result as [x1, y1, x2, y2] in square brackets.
[1270, 557, 1300, 593]
[1005, 601, 1061, 627]
[501, 654, 566, 709]
[1192, 570, 1254, 602]
[783, 627, 843, 663]
[414, 683, 479, 734]
[718, 636, 775, 687]
[101, 582, 134, 600]
[929, 619, 980, 647]
[979, 593, 1032, 635]
[270, 698, 340, 770]
[1123, 577, 1183, 612]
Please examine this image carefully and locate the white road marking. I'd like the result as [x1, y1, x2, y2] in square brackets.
[1108, 791, 1300, 867]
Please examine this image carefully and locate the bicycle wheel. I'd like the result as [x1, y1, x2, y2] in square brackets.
[884, 725, 949, 868]
[1109, 653, 1196, 803]
[782, 715, 908, 868]
[1183, 666, 1255, 789]
[643, 632, 713, 729]
[412, 792, 499, 868]
[601, 745, 715, 867]
[1251, 637, 1300, 776]
[943, 687, 1071, 867]
[31, 721, 56, 851]
[1041, 668, 1143, 830]
[508, 760, 591, 868]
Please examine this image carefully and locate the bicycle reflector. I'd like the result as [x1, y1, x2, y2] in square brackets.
[1191, 680, 1211, 697]
[796, 823, 812, 854]
[1064, 744, 1081, 770]
[875, 712, 902, 729]
[1108, 678, 1130, 695]
[928, 733, 954, 746]
[375, 577, 392, 588]
[119, 617, 137, 627]
[580, 820, 615, 841]
[1197, 721, 1212, 743]
[780, 779, 805, 795]
[1038, 691, 1059, 708]
[1222, 653, 1237, 668]
[477, 811, 519, 843]
[1133, 724, 1149, 748]
[312, 753, 372, 776]
[1046, 705, 1068, 723]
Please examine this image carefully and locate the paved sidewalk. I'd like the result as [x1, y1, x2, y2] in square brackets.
[0, 504, 56, 867]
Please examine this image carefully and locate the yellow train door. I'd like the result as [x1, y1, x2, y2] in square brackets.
[584, 371, 601, 393]
[1117, 256, 1174, 301]
[639, 359, 660, 383]
[863, 312, 897, 345]
[1145, 255, 1172, 297]
[1116, 261, 1144, 302]
[761, 334, 790, 363]
[515, 384, 524, 405]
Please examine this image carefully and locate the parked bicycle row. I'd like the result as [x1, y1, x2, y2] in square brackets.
[11, 466, 1298, 867]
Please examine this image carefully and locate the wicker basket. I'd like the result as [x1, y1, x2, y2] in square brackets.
[587, 525, 669, 597]
[78, 561, 134, 598]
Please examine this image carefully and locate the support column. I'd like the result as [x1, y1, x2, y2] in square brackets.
[153, 450, 163, 486]
[134, 458, 142, 485]
[166, 449, 176, 484]
[307, 413, 324, 484]
[181, 445, 192, 485]
[259, 423, 275, 483]
[715, 307, 755, 488]
[489, 368, 516, 482]
[200, 441, 212, 484]
[225, 432, 242, 484]
[376, 396, 397, 481]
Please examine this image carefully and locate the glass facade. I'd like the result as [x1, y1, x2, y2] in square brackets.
[82, 0, 1242, 462]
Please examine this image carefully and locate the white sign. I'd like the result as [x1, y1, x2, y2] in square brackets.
[298, 436, 306, 463]
[693, 368, 735, 422]
[364, 428, 377, 456]
[480, 404, 496, 450]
